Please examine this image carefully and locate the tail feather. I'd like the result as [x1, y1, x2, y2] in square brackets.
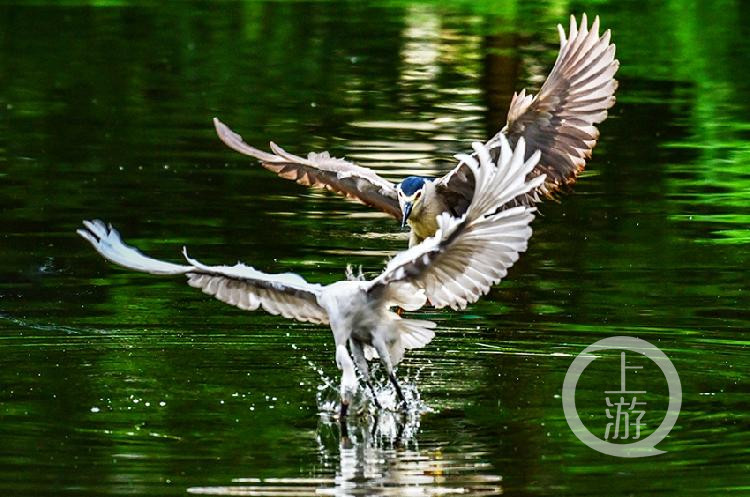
[389, 316, 437, 366]
[364, 317, 437, 365]
[398, 318, 437, 350]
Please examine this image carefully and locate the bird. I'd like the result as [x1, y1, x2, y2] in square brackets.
[77, 137, 544, 418]
[213, 14, 618, 246]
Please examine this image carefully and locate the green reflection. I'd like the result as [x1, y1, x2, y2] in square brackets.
[1, 1, 748, 496]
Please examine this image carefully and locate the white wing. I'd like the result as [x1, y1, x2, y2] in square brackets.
[77, 220, 329, 324]
[368, 136, 544, 310]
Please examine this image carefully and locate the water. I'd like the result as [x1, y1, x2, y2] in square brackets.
[1, 1, 749, 495]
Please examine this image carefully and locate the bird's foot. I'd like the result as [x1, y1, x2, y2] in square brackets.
[367, 381, 382, 410]
[389, 373, 407, 410]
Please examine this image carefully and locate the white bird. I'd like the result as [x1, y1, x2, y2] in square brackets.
[214, 14, 618, 246]
[77, 137, 544, 417]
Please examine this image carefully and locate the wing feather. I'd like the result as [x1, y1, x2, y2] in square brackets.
[368, 137, 543, 310]
[434, 14, 617, 213]
[77, 220, 329, 324]
[503, 14, 619, 195]
[213, 118, 401, 219]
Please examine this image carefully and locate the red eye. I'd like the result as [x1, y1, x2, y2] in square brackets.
[415, 192, 422, 200]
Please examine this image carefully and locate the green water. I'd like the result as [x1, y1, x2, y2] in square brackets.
[1, 1, 749, 495]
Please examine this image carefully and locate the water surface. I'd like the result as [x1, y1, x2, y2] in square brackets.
[1, 1, 748, 495]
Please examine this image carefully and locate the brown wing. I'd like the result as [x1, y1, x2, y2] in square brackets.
[214, 118, 401, 219]
[502, 14, 619, 200]
[433, 158, 475, 217]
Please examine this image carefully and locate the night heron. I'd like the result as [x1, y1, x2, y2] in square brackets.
[78, 137, 543, 417]
[214, 14, 618, 246]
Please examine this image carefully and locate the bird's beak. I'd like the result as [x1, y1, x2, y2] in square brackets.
[401, 202, 413, 228]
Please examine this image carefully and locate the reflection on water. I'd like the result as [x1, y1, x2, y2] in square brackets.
[189, 412, 502, 497]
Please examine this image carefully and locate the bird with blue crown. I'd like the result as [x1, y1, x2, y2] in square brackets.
[214, 14, 618, 246]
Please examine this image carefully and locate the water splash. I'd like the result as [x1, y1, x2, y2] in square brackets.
[313, 360, 433, 417]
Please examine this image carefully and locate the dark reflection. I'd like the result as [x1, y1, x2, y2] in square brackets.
[481, 30, 519, 137]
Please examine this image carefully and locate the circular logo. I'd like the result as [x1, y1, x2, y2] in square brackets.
[562, 336, 681, 458]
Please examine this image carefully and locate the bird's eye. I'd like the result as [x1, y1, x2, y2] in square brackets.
[415, 191, 422, 200]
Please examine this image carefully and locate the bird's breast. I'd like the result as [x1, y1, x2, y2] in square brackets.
[408, 206, 441, 240]
[319, 281, 371, 324]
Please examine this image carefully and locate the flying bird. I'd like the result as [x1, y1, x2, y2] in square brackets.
[78, 138, 544, 417]
[214, 14, 618, 246]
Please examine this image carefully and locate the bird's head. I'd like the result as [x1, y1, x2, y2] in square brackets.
[397, 176, 429, 228]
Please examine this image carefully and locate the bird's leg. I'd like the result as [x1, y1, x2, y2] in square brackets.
[370, 412, 380, 438]
[389, 373, 406, 405]
[372, 338, 407, 408]
[350, 339, 381, 410]
[394, 417, 405, 447]
[367, 381, 381, 409]
[335, 344, 357, 419]
[339, 409, 349, 441]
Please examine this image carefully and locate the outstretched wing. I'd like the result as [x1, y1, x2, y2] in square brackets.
[432, 144, 494, 218]
[213, 118, 401, 219]
[502, 13, 618, 196]
[77, 220, 329, 324]
[434, 14, 618, 211]
[368, 136, 544, 310]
